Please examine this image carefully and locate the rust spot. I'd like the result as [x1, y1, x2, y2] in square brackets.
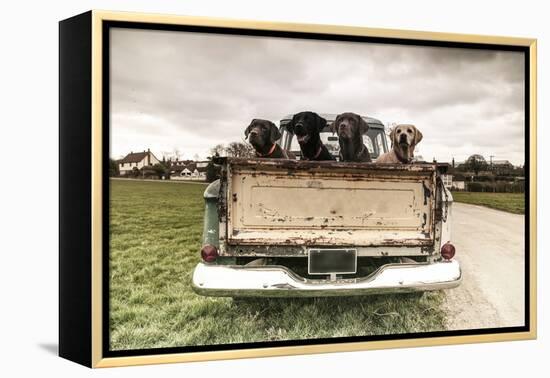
[422, 181, 431, 205]
[421, 213, 427, 228]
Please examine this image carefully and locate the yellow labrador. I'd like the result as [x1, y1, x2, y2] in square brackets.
[377, 124, 423, 164]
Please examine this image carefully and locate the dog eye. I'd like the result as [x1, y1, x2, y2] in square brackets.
[407, 129, 412, 133]
[396, 130, 401, 133]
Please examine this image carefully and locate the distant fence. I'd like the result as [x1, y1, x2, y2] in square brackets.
[111, 177, 208, 184]
[459, 181, 525, 193]
[171, 176, 206, 182]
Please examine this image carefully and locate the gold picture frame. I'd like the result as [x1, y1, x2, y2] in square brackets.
[59, 10, 537, 368]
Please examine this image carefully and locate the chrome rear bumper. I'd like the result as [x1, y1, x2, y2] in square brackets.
[191, 260, 461, 297]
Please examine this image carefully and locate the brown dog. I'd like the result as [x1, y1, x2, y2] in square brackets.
[377, 124, 423, 164]
[245, 119, 295, 159]
[332, 112, 371, 162]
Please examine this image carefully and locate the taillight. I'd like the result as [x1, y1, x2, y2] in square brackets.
[201, 244, 218, 262]
[440, 242, 456, 260]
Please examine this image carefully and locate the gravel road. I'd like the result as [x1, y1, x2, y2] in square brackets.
[443, 202, 525, 330]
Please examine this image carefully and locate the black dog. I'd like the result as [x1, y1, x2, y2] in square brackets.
[287, 111, 335, 161]
[245, 119, 295, 159]
[332, 112, 371, 162]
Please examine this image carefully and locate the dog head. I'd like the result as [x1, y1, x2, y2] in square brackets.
[288, 111, 327, 145]
[332, 112, 369, 159]
[333, 112, 369, 139]
[245, 119, 281, 152]
[390, 124, 423, 161]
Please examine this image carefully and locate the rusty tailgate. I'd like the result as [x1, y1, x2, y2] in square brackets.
[222, 159, 437, 247]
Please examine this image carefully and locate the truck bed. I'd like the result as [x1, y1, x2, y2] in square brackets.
[220, 158, 438, 248]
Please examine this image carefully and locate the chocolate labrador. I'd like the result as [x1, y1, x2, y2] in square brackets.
[245, 119, 295, 159]
[287, 111, 335, 161]
[377, 124, 423, 164]
[332, 112, 371, 162]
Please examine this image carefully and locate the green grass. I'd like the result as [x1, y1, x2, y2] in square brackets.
[452, 192, 525, 214]
[109, 179, 447, 351]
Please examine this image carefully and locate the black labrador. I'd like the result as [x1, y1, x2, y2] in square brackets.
[245, 119, 295, 159]
[287, 111, 335, 161]
[332, 112, 371, 162]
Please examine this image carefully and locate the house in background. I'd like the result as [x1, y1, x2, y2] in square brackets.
[452, 180, 466, 190]
[491, 159, 513, 169]
[441, 174, 465, 191]
[118, 149, 161, 176]
[170, 160, 209, 180]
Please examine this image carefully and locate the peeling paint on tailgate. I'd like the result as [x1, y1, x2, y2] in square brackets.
[221, 158, 437, 248]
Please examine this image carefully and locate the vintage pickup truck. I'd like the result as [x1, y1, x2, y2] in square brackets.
[192, 114, 461, 297]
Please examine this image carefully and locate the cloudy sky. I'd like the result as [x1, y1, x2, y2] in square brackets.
[110, 27, 525, 165]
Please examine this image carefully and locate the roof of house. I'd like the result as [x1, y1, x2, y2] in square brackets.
[168, 160, 209, 174]
[492, 160, 512, 165]
[172, 159, 193, 166]
[120, 151, 150, 164]
[170, 165, 186, 172]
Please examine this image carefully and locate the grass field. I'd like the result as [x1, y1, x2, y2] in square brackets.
[452, 192, 525, 214]
[109, 179, 446, 351]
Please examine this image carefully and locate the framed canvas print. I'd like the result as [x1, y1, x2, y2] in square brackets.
[59, 10, 537, 368]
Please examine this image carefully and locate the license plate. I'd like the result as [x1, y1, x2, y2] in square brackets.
[308, 248, 357, 275]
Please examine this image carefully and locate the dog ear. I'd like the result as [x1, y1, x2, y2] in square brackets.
[389, 127, 397, 147]
[358, 115, 369, 134]
[317, 114, 328, 132]
[331, 115, 341, 135]
[286, 117, 295, 133]
[413, 127, 423, 145]
[244, 119, 257, 139]
[269, 121, 282, 143]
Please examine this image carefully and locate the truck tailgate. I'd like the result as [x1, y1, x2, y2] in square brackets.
[224, 159, 437, 247]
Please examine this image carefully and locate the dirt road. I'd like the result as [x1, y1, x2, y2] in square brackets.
[443, 202, 525, 330]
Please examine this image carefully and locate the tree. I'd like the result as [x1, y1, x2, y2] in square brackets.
[161, 156, 171, 169]
[464, 154, 488, 176]
[109, 158, 119, 177]
[162, 148, 182, 163]
[152, 163, 167, 179]
[172, 148, 182, 161]
[210, 144, 226, 157]
[205, 161, 220, 182]
[225, 141, 255, 158]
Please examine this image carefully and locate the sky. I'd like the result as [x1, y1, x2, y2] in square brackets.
[110, 27, 525, 165]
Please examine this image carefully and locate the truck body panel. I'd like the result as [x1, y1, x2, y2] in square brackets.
[220, 159, 437, 253]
